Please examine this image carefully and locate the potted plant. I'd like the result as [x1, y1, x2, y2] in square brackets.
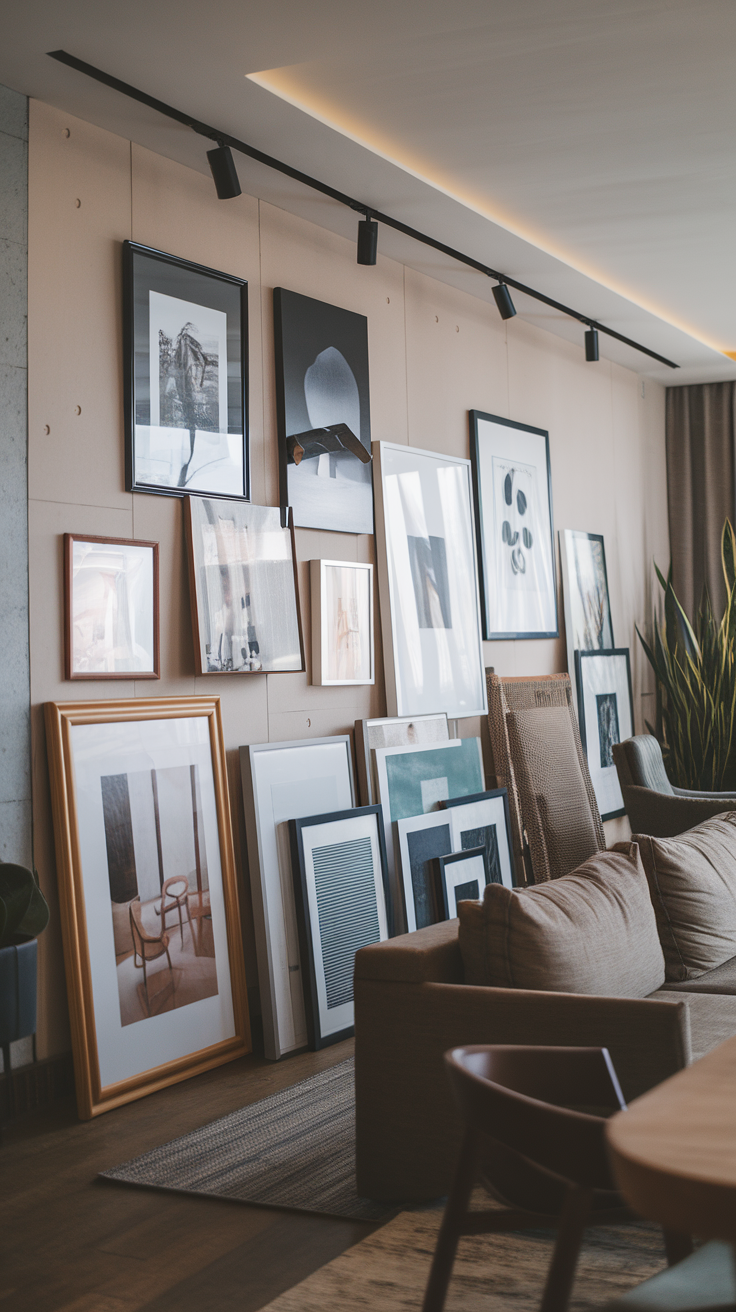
[0, 863, 50, 1074]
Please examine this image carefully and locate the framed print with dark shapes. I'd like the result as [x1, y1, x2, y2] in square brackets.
[469, 410, 558, 640]
[439, 788, 516, 889]
[354, 713, 449, 806]
[559, 529, 614, 712]
[288, 805, 390, 1049]
[395, 810, 453, 933]
[185, 496, 304, 675]
[274, 288, 373, 534]
[575, 648, 634, 822]
[64, 534, 159, 680]
[433, 847, 488, 920]
[373, 441, 487, 719]
[44, 696, 250, 1119]
[310, 559, 374, 686]
[123, 241, 248, 500]
[240, 736, 355, 1061]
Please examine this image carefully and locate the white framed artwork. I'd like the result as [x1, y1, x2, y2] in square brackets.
[434, 848, 488, 919]
[439, 788, 516, 890]
[396, 810, 454, 933]
[309, 559, 374, 686]
[575, 649, 633, 822]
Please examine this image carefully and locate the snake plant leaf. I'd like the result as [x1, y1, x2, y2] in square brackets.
[723, 519, 736, 593]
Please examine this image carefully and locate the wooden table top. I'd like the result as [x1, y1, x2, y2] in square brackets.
[606, 1035, 736, 1241]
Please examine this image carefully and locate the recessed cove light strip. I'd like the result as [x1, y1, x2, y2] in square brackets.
[47, 49, 678, 370]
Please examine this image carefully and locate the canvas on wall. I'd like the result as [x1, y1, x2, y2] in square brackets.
[575, 648, 634, 821]
[274, 288, 373, 534]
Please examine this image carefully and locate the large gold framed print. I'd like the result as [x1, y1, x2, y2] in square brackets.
[45, 697, 250, 1119]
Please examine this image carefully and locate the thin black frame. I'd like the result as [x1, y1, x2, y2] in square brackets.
[433, 846, 489, 919]
[469, 409, 558, 641]
[575, 647, 634, 822]
[123, 240, 249, 500]
[288, 804, 391, 1050]
[439, 787, 517, 887]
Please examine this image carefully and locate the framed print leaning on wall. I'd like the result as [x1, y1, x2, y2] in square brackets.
[433, 847, 488, 920]
[64, 534, 159, 680]
[44, 696, 250, 1119]
[309, 559, 374, 686]
[373, 441, 487, 719]
[185, 496, 303, 675]
[355, 713, 449, 806]
[575, 648, 633, 821]
[469, 410, 558, 640]
[439, 788, 516, 889]
[559, 529, 614, 712]
[123, 241, 248, 500]
[395, 809, 453, 933]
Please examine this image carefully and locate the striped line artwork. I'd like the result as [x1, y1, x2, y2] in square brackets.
[311, 836, 381, 1009]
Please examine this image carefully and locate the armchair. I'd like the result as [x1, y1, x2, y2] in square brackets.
[612, 735, 736, 838]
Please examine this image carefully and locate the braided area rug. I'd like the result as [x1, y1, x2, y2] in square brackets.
[101, 1057, 393, 1222]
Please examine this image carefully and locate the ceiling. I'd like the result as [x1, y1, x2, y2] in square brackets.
[3, 0, 736, 384]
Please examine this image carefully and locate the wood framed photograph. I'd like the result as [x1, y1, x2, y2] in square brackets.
[184, 495, 304, 675]
[395, 809, 453, 932]
[309, 559, 374, 686]
[575, 648, 634, 821]
[354, 713, 449, 806]
[64, 534, 159, 680]
[433, 847, 488, 920]
[373, 441, 487, 719]
[44, 696, 250, 1119]
[123, 241, 249, 500]
[559, 528, 614, 711]
[469, 410, 558, 640]
[439, 788, 516, 889]
[240, 736, 355, 1060]
[288, 805, 390, 1049]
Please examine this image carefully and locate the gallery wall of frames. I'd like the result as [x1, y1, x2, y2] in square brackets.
[25, 98, 670, 1087]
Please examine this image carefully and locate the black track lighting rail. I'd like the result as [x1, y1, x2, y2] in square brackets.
[48, 49, 678, 370]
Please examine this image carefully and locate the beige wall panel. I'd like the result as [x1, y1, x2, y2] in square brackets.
[28, 102, 131, 510]
[267, 707, 362, 748]
[131, 490, 195, 696]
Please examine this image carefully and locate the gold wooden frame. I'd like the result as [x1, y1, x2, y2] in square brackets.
[45, 696, 251, 1119]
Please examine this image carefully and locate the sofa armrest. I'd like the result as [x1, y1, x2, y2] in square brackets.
[354, 978, 691, 1201]
[355, 918, 464, 984]
[623, 784, 736, 838]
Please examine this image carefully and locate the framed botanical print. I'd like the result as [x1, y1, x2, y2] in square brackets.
[559, 529, 614, 710]
[575, 648, 634, 821]
[309, 559, 374, 686]
[354, 713, 449, 806]
[123, 241, 248, 499]
[184, 496, 303, 675]
[64, 534, 159, 680]
[469, 410, 558, 640]
[288, 805, 390, 1049]
[439, 788, 516, 889]
[433, 847, 488, 920]
[373, 441, 487, 719]
[44, 696, 250, 1119]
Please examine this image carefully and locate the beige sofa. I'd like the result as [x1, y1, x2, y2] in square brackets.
[354, 822, 736, 1202]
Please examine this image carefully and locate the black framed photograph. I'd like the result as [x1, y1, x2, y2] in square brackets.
[273, 288, 373, 534]
[469, 410, 558, 640]
[123, 241, 249, 500]
[575, 648, 634, 822]
[559, 529, 614, 710]
[433, 847, 488, 919]
[288, 806, 390, 1049]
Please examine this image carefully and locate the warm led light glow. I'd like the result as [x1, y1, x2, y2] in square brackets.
[247, 67, 729, 355]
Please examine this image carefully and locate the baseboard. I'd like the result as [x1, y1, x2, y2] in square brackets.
[0, 1051, 75, 1121]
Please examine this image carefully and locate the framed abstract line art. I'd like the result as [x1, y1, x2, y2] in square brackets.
[439, 788, 516, 889]
[373, 442, 487, 719]
[240, 736, 355, 1060]
[433, 847, 488, 920]
[274, 288, 373, 535]
[309, 559, 374, 686]
[469, 410, 558, 640]
[288, 805, 390, 1049]
[559, 529, 614, 710]
[44, 696, 250, 1119]
[395, 810, 453, 933]
[64, 534, 159, 680]
[354, 713, 449, 806]
[575, 648, 634, 821]
[123, 241, 248, 500]
[185, 496, 303, 675]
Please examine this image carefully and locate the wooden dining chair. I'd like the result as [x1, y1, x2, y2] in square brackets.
[422, 1045, 692, 1312]
[155, 874, 193, 947]
[129, 897, 174, 1016]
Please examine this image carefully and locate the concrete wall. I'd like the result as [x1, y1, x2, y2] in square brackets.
[27, 99, 670, 1061]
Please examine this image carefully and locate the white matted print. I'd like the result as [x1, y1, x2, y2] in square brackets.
[439, 789, 515, 889]
[373, 442, 487, 719]
[559, 529, 614, 712]
[310, 559, 374, 686]
[575, 648, 633, 821]
[435, 848, 488, 920]
[396, 810, 454, 933]
[354, 713, 449, 806]
[470, 411, 557, 640]
[65, 534, 159, 679]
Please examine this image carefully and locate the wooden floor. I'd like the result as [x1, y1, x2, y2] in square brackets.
[0, 1038, 380, 1312]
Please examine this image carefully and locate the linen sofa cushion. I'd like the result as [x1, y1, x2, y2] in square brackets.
[631, 813, 736, 982]
[458, 844, 665, 997]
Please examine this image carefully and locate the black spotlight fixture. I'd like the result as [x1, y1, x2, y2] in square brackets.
[207, 142, 241, 200]
[357, 215, 378, 265]
[585, 327, 600, 362]
[492, 282, 516, 320]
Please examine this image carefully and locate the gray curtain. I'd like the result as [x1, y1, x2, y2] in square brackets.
[666, 382, 735, 620]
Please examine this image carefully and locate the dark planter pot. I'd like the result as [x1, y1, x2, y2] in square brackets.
[0, 936, 37, 1047]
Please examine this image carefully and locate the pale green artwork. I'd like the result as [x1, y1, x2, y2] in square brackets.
[381, 739, 484, 822]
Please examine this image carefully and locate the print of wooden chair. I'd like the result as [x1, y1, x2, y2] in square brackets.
[129, 896, 174, 1016]
[154, 875, 193, 947]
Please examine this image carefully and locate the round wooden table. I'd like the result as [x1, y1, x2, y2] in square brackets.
[606, 1035, 736, 1242]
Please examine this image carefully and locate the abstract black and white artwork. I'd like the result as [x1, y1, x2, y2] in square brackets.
[433, 847, 488, 920]
[469, 410, 557, 640]
[559, 529, 614, 710]
[576, 649, 634, 821]
[396, 810, 453, 932]
[124, 242, 248, 499]
[439, 789, 516, 889]
[274, 289, 373, 534]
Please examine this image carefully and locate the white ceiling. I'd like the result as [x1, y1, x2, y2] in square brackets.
[3, 0, 736, 384]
